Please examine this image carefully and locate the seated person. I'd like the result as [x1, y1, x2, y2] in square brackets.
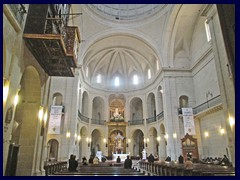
[213, 157, 221, 165]
[124, 155, 132, 169]
[82, 156, 88, 165]
[184, 157, 193, 169]
[148, 154, 155, 163]
[68, 155, 78, 172]
[178, 155, 184, 164]
[165, 156, 171, 162]
[116, 156, 121, 163]
[93, 156, 99, 164]
[221, 155, 230, 166]
[88, 155, 94, 164]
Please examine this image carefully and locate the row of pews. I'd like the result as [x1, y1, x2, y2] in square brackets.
[44, 161, 68, 176]
[46, 161, 145, 176]
[138, 161, 235, 176]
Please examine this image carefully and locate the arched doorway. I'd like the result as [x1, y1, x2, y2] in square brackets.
[47, 139, 59, 161]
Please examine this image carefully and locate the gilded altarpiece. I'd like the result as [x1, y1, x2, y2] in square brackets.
[107, 122, 127, 157]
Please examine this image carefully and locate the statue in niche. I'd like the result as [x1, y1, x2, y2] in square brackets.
[111, 108, 123, 121]
[115, 132, 124, 154]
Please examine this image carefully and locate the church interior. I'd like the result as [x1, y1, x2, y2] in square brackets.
[3, 4, 235, 176]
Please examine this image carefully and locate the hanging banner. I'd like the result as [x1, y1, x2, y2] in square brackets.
[182, 108, 196, 135]
[48, 106, 63, 134]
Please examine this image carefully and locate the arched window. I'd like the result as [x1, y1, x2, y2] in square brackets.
[205, 19, 211, 42]
[115, 77, 119, 86]
[97, 74, 101, 83]
[133, 75, 138, 85]
[148, 69, 151, 79]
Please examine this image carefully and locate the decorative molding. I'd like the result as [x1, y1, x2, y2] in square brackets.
[194, 104, 223, 119]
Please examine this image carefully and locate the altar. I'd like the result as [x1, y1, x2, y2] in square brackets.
[112, 153, 130, 162]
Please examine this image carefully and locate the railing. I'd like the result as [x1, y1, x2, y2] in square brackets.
[44, 161, 67, 176]
[146, 116, 156, 124]
[8, 4, 26, 28]
[157, 111, 164, 120]
[128, 119, 144, 125]
[91, 119, 106, 125]
[193, 95, 221, 115]
[139, 161, 235, 176]
[78, 111, 89, 123]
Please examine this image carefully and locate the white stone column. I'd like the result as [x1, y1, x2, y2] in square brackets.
[207, 6, 235, 166]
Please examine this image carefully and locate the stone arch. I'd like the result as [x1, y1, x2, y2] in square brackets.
[79, 126, 88, 159]
[82, 91, 89, 116]
[159, 123, 167, 160]
[147, 92, 156, 119]
[148, 127, 158, 156]
[52, 92, 63, 105]
[11, 66, 41, 175]
[157, 85, 164, 114]
[92, 96, 105, 120]
[130, 97, 143, 121]
[132, 129, 144, 157]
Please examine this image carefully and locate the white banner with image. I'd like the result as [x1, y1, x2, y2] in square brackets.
[182, 108, 196, 135]
[48, 106, 63, 134]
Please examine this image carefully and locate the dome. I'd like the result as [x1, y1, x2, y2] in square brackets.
[82, 35, 160, 92]
[87, 4, 167, 22]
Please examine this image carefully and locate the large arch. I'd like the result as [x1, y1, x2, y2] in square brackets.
[148, 127, 158, 156]
[11, 66, 41, 175]
[159, 123, 167, 161]
[79, 126, 88, 159]
[92, 96, 105, 120]
[131, 129, 144, 158]
[130, 97, 143, 121]
[82, 91, 89, 116]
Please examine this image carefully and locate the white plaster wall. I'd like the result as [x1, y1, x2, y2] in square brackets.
[193, 59, 220, 106]
[199, 110, 228, 158]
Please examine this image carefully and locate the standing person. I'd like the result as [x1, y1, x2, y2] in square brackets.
[68, 155, 78, 172]
[116, 156, 121, 163]
[124, 155, 132, 169]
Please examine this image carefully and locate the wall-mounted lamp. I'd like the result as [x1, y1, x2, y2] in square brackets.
[103, 138, 107, 147]
[66, 131, 71, 138]
[157, 136, 161, 142]
[204, 131, 209, 138]
[127, 138, 131, 147]
[38, 106, 44, 136]
[86, 137, 91, 147]
[219, 127, 225, 135]
[229, 116, 235, 129]
[173, 133, 177, 139]
[144, 138, 149, 147]
[3, 78, 10, 102]
[164, 134, 168, 139]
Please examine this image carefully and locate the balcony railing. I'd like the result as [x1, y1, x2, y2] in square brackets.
[157, 111, 164, 120]
[128, 119, 144, 125]
[193, 95, 222, 115]
[146, 116, 156, 124]
[78, 111, 89, 123]
[91, 119, 106, 125]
